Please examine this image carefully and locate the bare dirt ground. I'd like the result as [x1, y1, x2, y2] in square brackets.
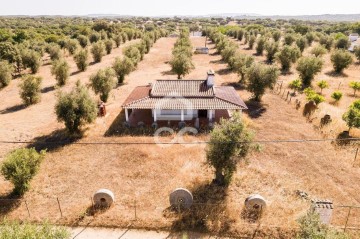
[1, 37, 360, 237]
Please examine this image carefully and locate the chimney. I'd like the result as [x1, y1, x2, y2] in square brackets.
[206, 70, 215, 87]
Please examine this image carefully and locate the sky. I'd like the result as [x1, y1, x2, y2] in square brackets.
[0, 0, 359, 16]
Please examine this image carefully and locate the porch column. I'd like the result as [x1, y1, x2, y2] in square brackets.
[208, 109, 213, 121]
[181, 109, 184, 121]
[154, 109, 157, 122]
[125, 108, 129, 122]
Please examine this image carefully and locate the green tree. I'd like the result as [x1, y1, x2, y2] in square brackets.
[123, 46, 141, 66]
[304, 87, 325, 105]
[77, 35, 89, 48]
[112, 56, 135, 84]
[206, 112, 253, 186]
[296, 56, 324, 88]
[289, 79, 302, 94]
[248, 35, 256, 49]
[296, 36, 307, 53]
[0, 60, 14, 88]
[335, 35, 350, 49]
[317, 80, 329, 94]
[330, 49, 353, 73]
[265, 41, 279, 63]
[233, 53, 254, 83]
[19, 75, 42, 105]
[343, 100, 360, 131]
[91, 41, 105, 63]
[169, 53, 194, 79]
[319, 35, 333, 50]
[113, 34, 123, 48]
[331, 91, 343, 104]
[51, 59, 70, 86]
[64, 39, 79, 55]
[89, 31, 101, 43]
[275, 45, 301, 72]
[1, 148, 46, 196]
[90, 68, 116, 102]
[284, 33, 296, 45]
[21, 49, 41, 74]
[104, 39, 113, 54]
[349, 81, 360, 96]
[247, 63, 280, 101]
[74, 49, 89, 72]
[46, 44, 62, 61]
[311, 45, 327, 57]
[305, 32, 315, 46]
[237, 29, 245, 41]
[272, 30, 282, 42]
[354, 46, 360, 62]
[55, 81, 97, 134]
[255, 36, 266, 55]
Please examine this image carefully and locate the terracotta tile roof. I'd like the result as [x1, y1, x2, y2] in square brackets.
[122, 80, 247, 110]
[150, 80, 214, 97]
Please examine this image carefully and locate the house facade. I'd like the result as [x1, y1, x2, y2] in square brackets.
[122, 71, 247, 126]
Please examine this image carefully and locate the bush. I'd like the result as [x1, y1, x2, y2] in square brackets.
[21, 49, 41, 74]
[64, 39, 79, 55]
[317, 80, 329, 94]
[113, 34, 123, 48]
[91, 41, 105, 63]
[349, 81, 360, 96]
[304, 87, 325, 105]
[51, 59, 70, 86]
[74, 49, 89, 72]
[311, 45, 327, 57]
[255, 36, 266, 55]
[123, 45, 141, 66]
[0, 60, 14, 88]
[354, 46, 360, 62]
[206, 112, 253, 186]
[104, 39, 113, 54]
[248, 35, 256, 49]
[246, 63, 280, 101]
[1, 148, 46, 195]
[305, 32, 315, 45]
[272, 30, 282, 42]
[112, 56, 135, 84]
[330, 49, 353, 73]
[343, 100, 360, 131]
[55, 81, 97, 134]
[296, 56, 323, 88]
[276, 45, 301, 72]
[90, 68, 116, 102]
[331, 91, 343, 103]
[19, 75, 42, 105]
[0, 220, 70, 239]
[319, 35, 333, 50]
[296, 36, 307, 52]
[46, 44, 62, 61]
[77, 35, 89, 48]
[237, 29, 245, 41]
[89, 32, 101, 43]
[284, 33, 296, 45]
[265, 41, 279, 63]
[289, 79, 302, 93]
[335, 35, 350, 49]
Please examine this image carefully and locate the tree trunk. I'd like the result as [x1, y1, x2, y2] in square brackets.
[214, 169, 225, 186]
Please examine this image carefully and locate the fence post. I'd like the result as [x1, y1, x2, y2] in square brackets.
[353, 148, 359, 167]
[57, 197, 63, 218]
[134, 199, 137, 220]
[24, 200, 30, 218]
[344, 206, 352, 233]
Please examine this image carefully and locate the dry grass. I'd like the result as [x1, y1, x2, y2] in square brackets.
[1, 36, 360, 238]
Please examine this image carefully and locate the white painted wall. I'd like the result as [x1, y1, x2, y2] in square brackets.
[152, 109, 198, 121]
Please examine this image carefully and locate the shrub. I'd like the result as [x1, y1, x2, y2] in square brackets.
[112, 56, 135, 84]
[331, 91, 343, 103]
[335, 35, 350, 49]
[349, 81, 360, 96]
[0, 220, 70, 239]
[272, 30, 282, 42]
[74, 49, 89, 72]
[296, 56, 323, 88]
[343, 100, 360, 131]
[64, 39, 79, 55]
[237, 29, 245, 41]
[296, 36, 307, 52]
[113, 34, 123, 48]
[255, 36, 266, 55]
[311, 45, 327, 57]
[0, 60, 14, 88]
[104, 39, 113, 54]
[51, 59, 70, 86]
[289, 79, 302, 93]
[90, 68, 116, 102]
[77, 35, 89, 48]
[317, 80, 329, 94]
[330, 49, 353, 73]
[55, 81, 97, 134]
[206, 112, 253, 186]
[284, 33, 296, 45]
[123, 46, 141, 66]
[265, 41, 279, 63]
[170, 53, 194, 79]
[1, 148, 46, 195]
[246, 63, 280, 101]
[21, 49, 41, 74]
[319, 35, 333, 50]
[89, 31, 101, 43]
[46, 44, 62, 61]
[354, 46, 360, 62]
[248, 35, 256, 49]
[305, 32, 315, 45]
[304, 87, 325, 105]
[91, 41, 105, 63]
[19, 75, 42, 105]
[276, 45, 301, 72]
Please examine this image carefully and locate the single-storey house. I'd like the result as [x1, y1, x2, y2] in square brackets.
[122, 71, 247, 127]
[349, 33, 359, 42]
[195, 47, 209, 54]
[349, 39, 360, 52]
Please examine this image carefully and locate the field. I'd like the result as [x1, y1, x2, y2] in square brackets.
[1, 35, 360, 237]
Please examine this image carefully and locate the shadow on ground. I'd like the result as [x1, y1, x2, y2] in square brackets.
[0, 192, 22, 216]
[41, 85, 56, 93]
[244, 100, 268, 119]
[0, 104, 26, 114]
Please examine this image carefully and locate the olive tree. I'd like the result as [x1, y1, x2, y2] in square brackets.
[169, 53, 194, 79]
[0, 60, 14, 88]
[255, 36, 266, 55]
[284, 33, 296, 45]
[296, 36, 307, 53]
[1, 148, 46, 196]
[296, 56, 324, 88]
[343, 100, 360, 132]
[311, 45, 327, 57]
[349, 81, 360, 96]
[335, 35, 350, 49]
[51, 59, 70, 86]
[206, 112, 253, 186]
[275, 45, 301, 72]
[246, 63, 280, 101]
[354, 46, 360, 62]
[265, 41, 279, 63]
[55, 81, 97, 134]
[19, 75, 42, 105]
[319, 35, 333, 50]
[317, 80, 329, 94]
[90, 68, 116, 102]
[113, 34, 123, 48]
[112, 56, 135, 84]
[91, 41, 105, 63]
[46, 44, 62, 61]
[21, 49, 41, 74]
[123, 46, 141, 67]
[248, 35, 256, 49]
[77, 35, 89, 48]
[289, 79, 302, 94]
[74, 49, 89, 72]
[232, 53, 254, 83]
[104, 39, 113, 54]
[64, 39, 79, 55]
[331, 91, 343, 104]
[330, 49, 353, 73]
